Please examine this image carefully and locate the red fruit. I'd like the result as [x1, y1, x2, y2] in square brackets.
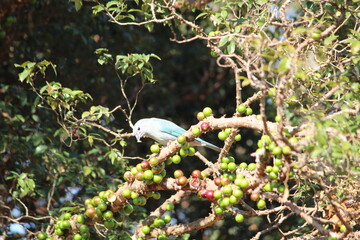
[250, 192, 259, 201]
[205, 190, 215, 200]
[85, 207, 96, 218]
[135, 171, 144, 180]
[201, 122, 210, 131]
[191, 170, 201, 178]
[141, 161, 150, 169]
[214, 177, 222, 186]
[221, 177, 230, 186]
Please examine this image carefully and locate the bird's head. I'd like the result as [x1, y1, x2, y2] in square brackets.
[133, 119, 148, 142]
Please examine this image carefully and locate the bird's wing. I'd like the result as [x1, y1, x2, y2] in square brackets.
[152, 118, 221, 152]
[153, 118, 187, 137]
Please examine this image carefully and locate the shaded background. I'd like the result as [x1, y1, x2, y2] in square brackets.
[0, 1, 287, 239]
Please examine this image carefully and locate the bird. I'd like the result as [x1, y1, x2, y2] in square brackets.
[133, 118, 221, 152]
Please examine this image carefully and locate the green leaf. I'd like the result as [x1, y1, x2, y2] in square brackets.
[83, 166, 92, 176]
[74, 0, 83, 11]
[278, 57, 290, 73]
[218, 37, 229, 47]
[35, 145, 48, 154]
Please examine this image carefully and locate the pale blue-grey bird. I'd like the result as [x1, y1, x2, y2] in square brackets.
[133, 118, 220, 152]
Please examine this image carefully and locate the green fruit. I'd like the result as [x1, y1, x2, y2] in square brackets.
[171, 155, 181, 164]
[60, 220, 71, 229]
[339, 224, 347, 232]
[150, 144, 160, 153]
[203, 107, 213, 117]
[311, 30, 321, 40]
[248, 163, 256, 170]
[257, 199, 266, 209]
[73, 233, 83, 240]
[162, 215, 172, 223]
[272, 165, 280, 173]
[103, 210, 114, 220]
[165, 203, 175, 211]
[282, 146, 291, 154]
[54, 228, 64, 235]
[153, 174, 163, 183]
[157, 233, 167, 240]
[179, 148, 189, 157]
[235, 213, 244, 223]
[237, 104, 246, 114]
[218, 131, 228, 141]
[269, 171, 278, 179]
[263, 182, 273, 192]
[220, 162, 228, 170]
[232, 188, 243, 198]
[222, 185, 233, 196]
[38, 232, 47, 240]
[227, 162, 237, 171]
[63, 212, 71, 220]
[268, 88, 277, 97]
[277, 185, 285, 193]
[122, 189, 131, 198]
[213, 190, 222, 199]
[245, 107, 253, 115]
[289, 137, 298, 144]
[191, 127, 201, 136]
[177, 135, 187, 144]
[219, 197, 230, 207]
[239, 162, 247, 169]
[97, 202, 107, 211]
[235, 134, 241, 141]
[229, 195, 239, 204]
[275, 115, 282, 122]
[122, 204, 134, 215]
[274, 158, 283, 166]
[104, 220, 116, 229]
[214, 206, 224, 214]
[143, 170, 154, 180]
[76, 215, 85, 224]
[238, 178, 249, 188]
[131, 191, 139, 199]
[142, 225, 151, 234]
[188, 147, 196, 156]
[265, 165, 273, 173]
[272, 146, 282, 155]
[153, 218, 165, 228]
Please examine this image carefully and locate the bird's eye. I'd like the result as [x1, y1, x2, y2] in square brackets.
[138, 127, 140, 131]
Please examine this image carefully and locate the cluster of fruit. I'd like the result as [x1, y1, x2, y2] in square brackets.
[139, 202, 174, 239]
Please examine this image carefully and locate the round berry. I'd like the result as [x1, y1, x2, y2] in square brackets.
[203, 107, 213, 117]
[165, 203, 175, 211]
[245, 107, 253, 115]
[282, 146, 291, 154]
[218, 131, 228, 141]
[150, 144, 160, 153]
[248, 163, 256, 170]
[237, 104, 246, 114]
[235, 134, 241, 141]
[142, 225, 151, 234]
[275, 115, 282, 122]
[197, 112, 205, 121]
[272, 146, 282, 155]
[191, 127, 201, 136]
[257, 199, 266, 209]
[177, 135, 187, 144]
[201, 122, 210, 131]
[235, 213, 244, 223]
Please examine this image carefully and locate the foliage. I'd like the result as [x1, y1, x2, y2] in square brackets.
[1, 0, 359, 240]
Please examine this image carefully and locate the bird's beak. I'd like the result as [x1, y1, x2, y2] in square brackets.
[135, 132, 142, 142]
